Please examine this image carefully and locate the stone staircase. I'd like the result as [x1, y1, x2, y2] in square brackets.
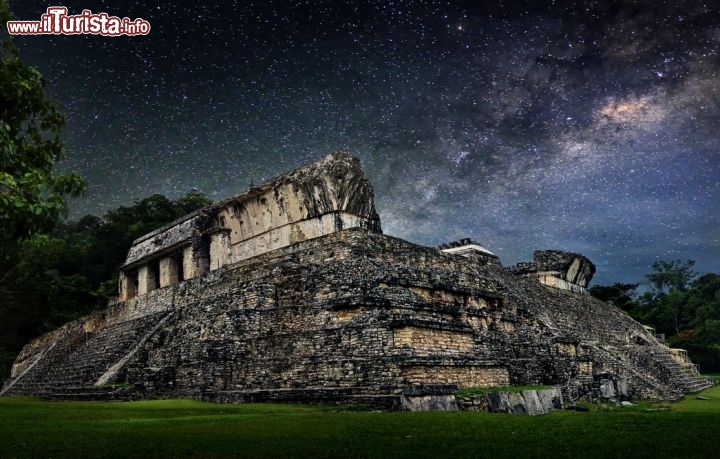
[683, 376, 714, 393]
[621, 344, 714, 397]
[648, 348, 713, 393]
[3, 313, 166, 398]
[591, 344, 683, 401]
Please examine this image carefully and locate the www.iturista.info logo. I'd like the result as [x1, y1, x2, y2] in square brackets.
[6, 6, 150, 36]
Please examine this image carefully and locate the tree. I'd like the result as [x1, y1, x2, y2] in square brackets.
[588, 283, 639, 313]
[639, 260, 698, 336]
[1, 0, 86, 380]
[175, 191, 212, 214]
[688, 273, 720, 324]
[0, 235, 94, 381]
[0, 0, 85, 241]
[588, 262, 720, 371]
[686, 273, 720, 370]
[646, 260, 697, 295]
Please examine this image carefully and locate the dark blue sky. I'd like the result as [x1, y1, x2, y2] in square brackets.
[9, 0, 720, 286]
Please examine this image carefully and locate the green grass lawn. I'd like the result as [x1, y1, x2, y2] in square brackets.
[1, 386, 719, 458]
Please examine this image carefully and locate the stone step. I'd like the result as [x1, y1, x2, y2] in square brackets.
[6, 313, 166, 394]
[684, 379, 713, 393]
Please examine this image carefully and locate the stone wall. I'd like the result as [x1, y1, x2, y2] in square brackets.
[124, 212, 206, 266]
[3, 230, 519, 401]
[393, 327, 474, 356]
[402, 366, 510, 388]
[4, 228, 711, 405]
[438, 238, 500, 266]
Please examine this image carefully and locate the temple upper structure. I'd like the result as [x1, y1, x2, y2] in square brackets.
[510, 250, 596, 294]
[118, 151, 382, 301]
[438, 238, 500, 266]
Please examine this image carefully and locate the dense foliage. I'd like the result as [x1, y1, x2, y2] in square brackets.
[1, 0, 85, 381]
[590, 260, 720, 371]
[0, 1, 85, 239]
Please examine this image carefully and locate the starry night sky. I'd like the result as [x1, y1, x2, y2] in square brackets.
[8, 0, 720, 286]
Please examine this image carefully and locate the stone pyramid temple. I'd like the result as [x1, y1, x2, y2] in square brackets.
[1, 151, 711, 409]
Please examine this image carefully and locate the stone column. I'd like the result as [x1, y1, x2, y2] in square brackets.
[118, 270, 137, 301]
[182, 245, 197, 280]
[183, 244, 210, 280]
[209, 228, 232, 271]
[137, 264, 156, 295]
[159, 257, 179, 287]
[197, 248, 210, 273]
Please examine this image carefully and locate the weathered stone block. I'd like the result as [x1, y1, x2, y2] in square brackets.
[537, 388, 563, 411]
[533, 250, 596, 289]
[487, 392, 511, 413]
[508, 392, 527, 414]
[519, 390, 543, 415]
[599, 379, 616, 399]
[400, 395, 458, 411]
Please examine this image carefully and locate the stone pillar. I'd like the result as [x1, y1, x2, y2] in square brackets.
[118, 271, 137, 301]
[137, 264, 156, 295]
[183, 244, 210, 280]
[183, 245, 197, 280]
[197, 241, 210, 274]
[209, 229, 232, 271]
[159, 257, 179, 287]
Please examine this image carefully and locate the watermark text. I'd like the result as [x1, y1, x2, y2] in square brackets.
[7, 7, 150, 36]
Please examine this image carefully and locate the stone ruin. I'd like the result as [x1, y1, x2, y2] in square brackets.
[1, 151, 712, 410]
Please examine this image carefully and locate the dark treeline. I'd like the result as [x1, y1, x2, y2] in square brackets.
[590, 260, 720, 372]
[0, 193, 211, 380]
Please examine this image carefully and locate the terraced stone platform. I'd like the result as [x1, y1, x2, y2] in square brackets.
[2, 229, 708, 407]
